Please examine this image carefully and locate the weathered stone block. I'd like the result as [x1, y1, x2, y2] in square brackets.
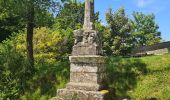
[69, 56, 105, 64]
[66, 82, 102, 91]
[72, 29, 102, 56]
[70, 63, 105, 73]
[57, 89, 110, 100]
[70, 72, 106, 83]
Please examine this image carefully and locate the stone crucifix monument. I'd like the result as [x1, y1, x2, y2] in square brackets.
[57, 0, 110, 99]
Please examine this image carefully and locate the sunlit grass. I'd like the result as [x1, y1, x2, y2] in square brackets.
[107, 54, 170, 99]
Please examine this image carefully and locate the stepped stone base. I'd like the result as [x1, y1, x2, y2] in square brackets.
[56, 56, 110, 100]
[57, 89, 110, 100]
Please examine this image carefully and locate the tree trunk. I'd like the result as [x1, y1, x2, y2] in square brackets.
[26, 1, 34, 72]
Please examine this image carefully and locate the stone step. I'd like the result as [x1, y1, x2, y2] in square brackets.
[57, 89, 110, 100]
[66, 82, 105, 91]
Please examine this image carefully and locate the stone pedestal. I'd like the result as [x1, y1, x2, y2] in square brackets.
[57, 56, 110, 100]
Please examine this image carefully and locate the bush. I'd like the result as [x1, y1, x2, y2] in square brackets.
[0, 38, 27, 99]
[0, 27, 71, 99]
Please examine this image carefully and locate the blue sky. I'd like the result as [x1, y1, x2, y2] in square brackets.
[92, 0, 170, 41]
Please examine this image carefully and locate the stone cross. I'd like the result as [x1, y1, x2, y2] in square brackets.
[71, 0, 102, 56]
[57, 0, 110, 99]
[83, 0, 95, 30]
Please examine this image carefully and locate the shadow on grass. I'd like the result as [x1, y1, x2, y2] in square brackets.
[25, 60, 70, 99]
[106, 57, 147, 99]
[41, 61, 69, 95]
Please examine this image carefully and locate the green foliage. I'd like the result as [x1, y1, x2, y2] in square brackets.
[53, 1, 100, 31]
[107, 54, 170, 99]
[71, 93, 79, 100]
[0, 28, 70, 99]
[131, 12, 161, 47]
[104, 8, 161, 56]
[0, 37, 29, 99]
[0, 0, 62, 42]
[0, 8, 25, 42]
[19, 60, 69, 100]
[0, 1, 166, 99]
[53, 1, 84, 30]
[105, 7, 132, 56]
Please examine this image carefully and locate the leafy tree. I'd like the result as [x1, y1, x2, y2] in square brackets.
[0, 0, 64, 71]
[0, 1, 56, 42]
[52, 1, 85, 57]
[131, 12, 161, 47]
[0, 27, 69, 99]
[105, 7, 132, 56]
[53, 1, 84, 30]
[0, 37, 28, 99]
[53, 0, 99, 30]
[0, 1, 25, 42]
[0, 16, 24, 42]
[53, 1, 101, 58]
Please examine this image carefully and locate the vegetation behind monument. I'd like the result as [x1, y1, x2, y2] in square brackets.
[105, 8, 161, 56]
[0, 1, 168, 100]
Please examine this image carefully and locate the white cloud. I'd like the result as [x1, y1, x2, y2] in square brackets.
[135, 0, 167, 15]
[137, 0, 145, 7]
[101, 22, 107, 26]
[136, 0, 154, 8]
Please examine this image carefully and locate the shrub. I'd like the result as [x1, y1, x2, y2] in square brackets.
[0, 27, 71, 99]
[0, 38, 27, 99]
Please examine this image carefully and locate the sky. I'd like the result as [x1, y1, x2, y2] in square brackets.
[92, 0, 170, 41]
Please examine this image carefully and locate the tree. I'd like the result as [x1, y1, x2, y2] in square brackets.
[0, 1, 25, 42]
[0, 27, 68, 99]
[53, 1, 100, 57]
[131, 12, 161, 47]
[54, 1, 84, 30]
[26, 0, 35, 70]
[105, 7, 132, 56]
[0, 0, 64, 71]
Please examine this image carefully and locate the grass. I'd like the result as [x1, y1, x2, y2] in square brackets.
[27, 54, 169, 100]
[107, 54, 170, 100]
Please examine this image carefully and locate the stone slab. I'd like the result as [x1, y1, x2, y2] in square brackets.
[66, 82, 103, 91]
[57, 89, 110, 100]
[70, 63, 105, 73]
[69, 56, 105, 64]
[70, 72, 106, 84]
[72, 45, 101, 56]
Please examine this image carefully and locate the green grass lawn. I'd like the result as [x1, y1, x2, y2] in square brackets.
[107, 54, 170, 100]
